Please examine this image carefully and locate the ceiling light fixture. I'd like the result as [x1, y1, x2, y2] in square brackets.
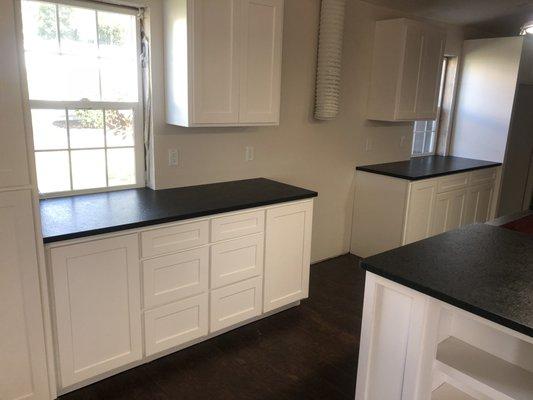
[520, 21, 533, 35]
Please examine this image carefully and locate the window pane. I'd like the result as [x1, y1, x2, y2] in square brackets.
[63, 56, 100, 101]
[100, 58, 138, 101]
[26, 53, 66, 100]
[58, 5, 97, 55]
[21, 1, 59, 52]
[412, 132, 424, 155]
[105, 110, 134, 147]
[97, 11, 136, 59]
[71, 149, 106, 190]
[424, 132, 435, 154]
[35, 151, 71, 193]
[107, 148, 135, 186]
[31, 109, 68, 150]
[68, 110, 105, 148]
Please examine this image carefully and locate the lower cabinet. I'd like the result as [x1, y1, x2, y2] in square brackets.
[430, 188, 467, 235]
[50, 235, 142, 387]
[263, 201, 313, 312]
[463, 183, 494, 225]
[48, 199, 314, 393]
[0, 190, 50, 400]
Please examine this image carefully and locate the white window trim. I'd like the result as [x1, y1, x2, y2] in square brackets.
[21, 0, 145, 199]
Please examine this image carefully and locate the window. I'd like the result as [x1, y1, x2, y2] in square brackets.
[21, 0, 143, 196]
[411, 57, 448, 157]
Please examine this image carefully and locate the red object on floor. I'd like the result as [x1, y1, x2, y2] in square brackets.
[502, 214, 533, 234]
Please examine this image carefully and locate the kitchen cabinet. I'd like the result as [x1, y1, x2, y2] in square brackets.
[0, 190, 50, 400]
[263, 201, 313, 312]
[50, 235, 142, 387]
[367, 18, 446, 121]
[164, 0, 284, 127]
[351, 166, 501, 258]
[47, 198, 314, 394]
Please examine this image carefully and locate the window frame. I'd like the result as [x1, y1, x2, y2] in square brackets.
[21, 0, 145, 198]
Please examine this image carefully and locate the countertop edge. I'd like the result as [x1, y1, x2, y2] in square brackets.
[360, 262, 532, 338]
[42, 192, 318, 244]
[356, 162, 502, 181]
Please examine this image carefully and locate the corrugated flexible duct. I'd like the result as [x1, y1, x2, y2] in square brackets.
[314, 0, 346, 120]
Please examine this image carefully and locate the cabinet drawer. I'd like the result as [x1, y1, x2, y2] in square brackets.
[144, 294, 208, 356]
[211, 210, 264, 242]
[469, 168, 497, 186]
[437, 173, 468, 193]
[142, 247, 209, 309]
[210, 276, 263, 332]
[141, 220, 209, 258]
[211, 234, 264, 289]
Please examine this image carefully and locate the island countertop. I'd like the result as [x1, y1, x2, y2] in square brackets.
[356, 155, 501, 180]
[361, 224, 533, 337]
[40, 178, 318, 243]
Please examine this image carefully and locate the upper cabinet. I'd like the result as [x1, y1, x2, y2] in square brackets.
[164, 0, 284, 127]
[367, 18, 445, 121]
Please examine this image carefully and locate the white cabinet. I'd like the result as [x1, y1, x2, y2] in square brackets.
[430, 188, 467, 235]
[263, 201, 313, 312]
[367, 18, 445, 121]
[164, 0, 284, 127]
[351, 167, 501, 257]
[0, 191, 50, 400]
[50, 235, 142, 387]
[47, 199, 314, 392]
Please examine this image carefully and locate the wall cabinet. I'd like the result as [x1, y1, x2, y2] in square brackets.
[367, 18, 446, 121]
[47, 199, 313, 394]
[0, 191, 50, 400]
[351, 167, 501, 257]
[164, 0, 284, 127]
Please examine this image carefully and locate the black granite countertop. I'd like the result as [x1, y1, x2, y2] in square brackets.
[40, 178, 317, 243]
[357, 155, 501, 180]
[361, 224, 533, 337]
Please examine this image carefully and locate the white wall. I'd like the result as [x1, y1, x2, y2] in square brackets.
[147, 0, 471, 262]
[450, 37, 523, 163]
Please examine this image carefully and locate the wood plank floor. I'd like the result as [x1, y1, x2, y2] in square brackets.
[60, 254, 364, 400]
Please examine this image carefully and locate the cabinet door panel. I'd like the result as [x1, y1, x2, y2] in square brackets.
[0, 191, 49, 400]
[396, 24, 423, 120]
[192, 0, 240, 124]
[463, 183, 494, 226]
[239, 0, 283, 123]
[403, 180, 436, 244]
[51, 235, 142, 387]
[431, 189, 467, 235]
[263, 201, 313, 312]
[415, 30, 445, 118]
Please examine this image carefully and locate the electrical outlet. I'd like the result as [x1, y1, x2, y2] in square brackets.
[245, 146, 255, 161]
[400, 135, 407, 148]
[365, 137, 373, 152]
[168, 148, 180, 166]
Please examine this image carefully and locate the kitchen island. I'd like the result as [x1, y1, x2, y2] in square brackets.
[355, 223, 532, 400]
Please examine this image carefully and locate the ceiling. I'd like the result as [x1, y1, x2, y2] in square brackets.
[361, 0, 533, 35]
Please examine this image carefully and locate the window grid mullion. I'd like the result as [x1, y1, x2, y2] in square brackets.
[65, 108, 74, 191]
[103, 109, 109, 187]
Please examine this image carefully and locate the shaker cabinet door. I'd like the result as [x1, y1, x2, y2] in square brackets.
[263, 201, 313, 312]
[50, 235, 142, 387]
[430, 188, 467, 235]
[239, 0, 283, 124]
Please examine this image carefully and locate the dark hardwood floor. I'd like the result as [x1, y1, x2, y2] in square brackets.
[60, 254, 365, 400]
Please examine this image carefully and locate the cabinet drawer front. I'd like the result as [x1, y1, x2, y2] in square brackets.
[141, 220, 209, 258]
[437, 173, 468, 193]
[211, 234, 264, 289]
[143, 247, 209, 309]
[469, 168, 497, 186]
[211, 210, 264, 242]
[144, 294, 208, 356]
[210, 276, 263, 332]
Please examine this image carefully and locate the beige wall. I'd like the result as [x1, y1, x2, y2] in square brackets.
[148, 0, 472, 262]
